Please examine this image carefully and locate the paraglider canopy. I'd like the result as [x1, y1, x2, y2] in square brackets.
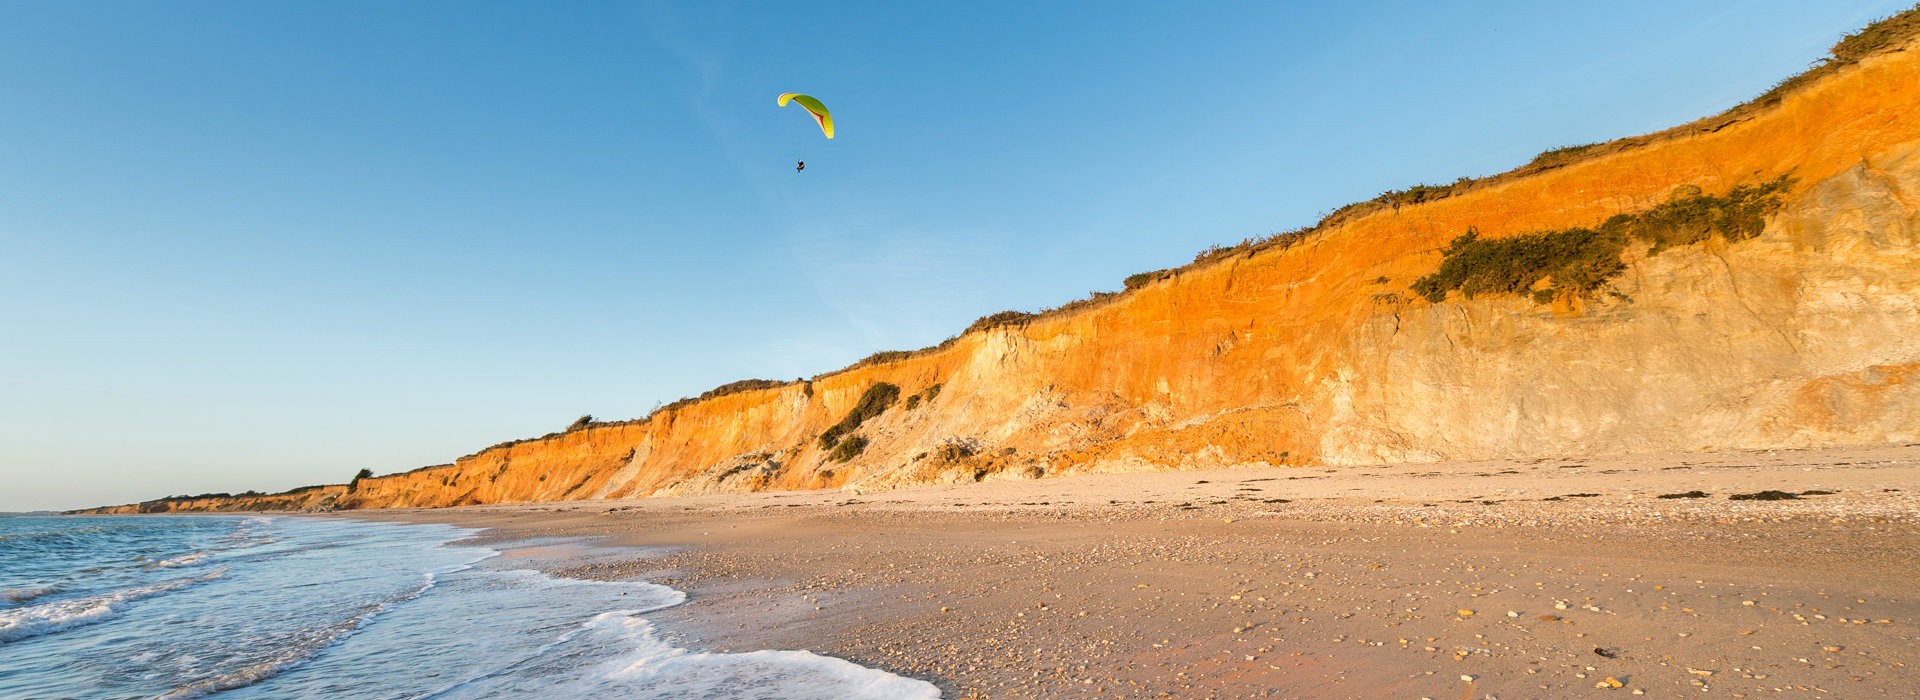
[777, 93, 833, 139]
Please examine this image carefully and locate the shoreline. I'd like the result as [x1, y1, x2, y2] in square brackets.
[357, 443, 1920, 698]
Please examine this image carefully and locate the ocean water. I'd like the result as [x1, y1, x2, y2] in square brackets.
[0, 515, 939, 699]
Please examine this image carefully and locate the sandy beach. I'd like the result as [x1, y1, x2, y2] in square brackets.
[364, 443, 1920, 699]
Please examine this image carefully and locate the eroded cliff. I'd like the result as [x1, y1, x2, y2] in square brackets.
[76, 18, 1920, 514]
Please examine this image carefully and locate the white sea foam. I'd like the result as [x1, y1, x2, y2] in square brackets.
[147, 551, 209, 568]
[584, 616, 942, 700]
[420, 574, 938, 700]
[0, 569, 227, 643]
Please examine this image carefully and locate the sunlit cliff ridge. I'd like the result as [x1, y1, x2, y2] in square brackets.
[78, 15, 1920, 514]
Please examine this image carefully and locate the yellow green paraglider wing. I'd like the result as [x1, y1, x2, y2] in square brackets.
[777, 93, 834, 139]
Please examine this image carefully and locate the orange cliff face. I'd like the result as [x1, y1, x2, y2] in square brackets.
[77, 31, 1920, 514]
[73, 486, 346, 515]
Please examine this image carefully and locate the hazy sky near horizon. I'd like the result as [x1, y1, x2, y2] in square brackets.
[1, 1, 1907, 511]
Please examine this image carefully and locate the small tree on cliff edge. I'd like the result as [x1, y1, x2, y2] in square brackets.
[349, 468, 374, 491]
[568, 414, 593, 431]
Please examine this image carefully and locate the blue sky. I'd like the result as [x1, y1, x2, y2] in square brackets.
[1, 1, 1907, 510]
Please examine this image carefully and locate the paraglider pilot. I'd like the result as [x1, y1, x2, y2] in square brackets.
[778, 93, 830, 174]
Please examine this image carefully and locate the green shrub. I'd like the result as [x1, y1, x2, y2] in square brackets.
[1832, 7, 1920, 62]
[1193, 244, 1235, 264]
[1411, 226, 1628, 303]
[1045, 290, 1120, 317]
[1525, 142, 1604, 170]
[965, 310, 1035, 335]
[827, 435, 870, 462]
[1412, 176, 1791, 304]
[1124, 269, 1173, 290]
[1629, 176, 1791, 254]
[905, 382, 944, 410]
[158, 492, 235, 501]
[1377, 180, 1469, 208]
[818, 383, 900, 450]
[853, 351, 912, 367]
[652, 379, 794, 416]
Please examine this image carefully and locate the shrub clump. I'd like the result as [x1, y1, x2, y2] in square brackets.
[1412, 176, 1791, 304]
[904, 383, 944, 410]
[1832, 7, 1920, 61]
[1412, 225, 1628, 303]
[827, 435, 870, 462]
[1628, 177, 1792, 254]
[818, 383, 900, 451]
[1376, 179, 1473, 209]
[653, 379, 794, 416]
[1124, 269, 1173, 290]
[1526, 142, 1604, 170]
[965, 310, 1035, 335]
[852, 351, 912, 368]
[1193, 244, 1237, 265]
[699, 378, 789, 400]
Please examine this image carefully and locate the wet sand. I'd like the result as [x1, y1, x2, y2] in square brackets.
[365, 444, 1920, 699]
